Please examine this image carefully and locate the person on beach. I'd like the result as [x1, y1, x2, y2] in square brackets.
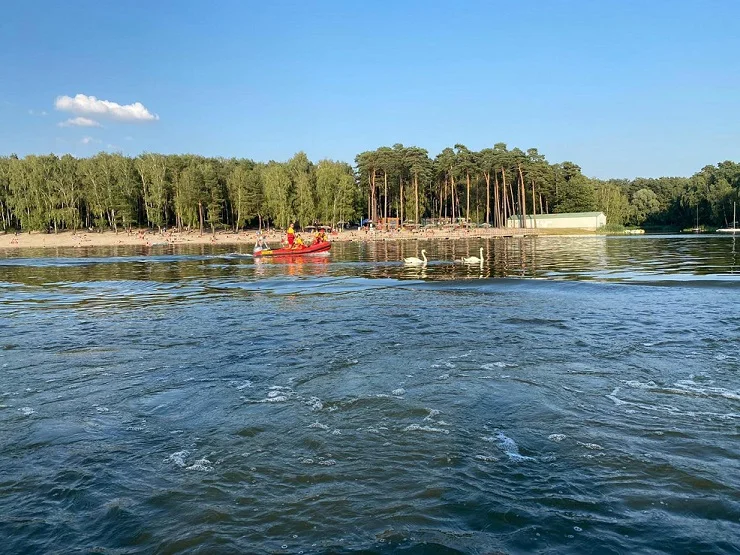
[287, 223, 295, 247]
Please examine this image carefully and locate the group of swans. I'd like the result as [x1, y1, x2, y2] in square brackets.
[402, 247, 485, 266]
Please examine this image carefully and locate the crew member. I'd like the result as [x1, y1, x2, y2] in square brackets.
[287, 223, 295, 247]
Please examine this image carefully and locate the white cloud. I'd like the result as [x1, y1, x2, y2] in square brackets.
[28, 109, 48, 116]
[55, 93, 158, 122]
[59, 116, 102, 128]
[81, 136, 101, 145]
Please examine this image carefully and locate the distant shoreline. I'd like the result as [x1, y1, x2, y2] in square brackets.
[0, 227, 608, 250]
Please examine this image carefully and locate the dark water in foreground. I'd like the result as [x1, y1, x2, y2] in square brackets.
[0, 235, 738, 554]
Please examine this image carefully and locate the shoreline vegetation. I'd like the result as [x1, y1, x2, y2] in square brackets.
[1, 148, 738, 238]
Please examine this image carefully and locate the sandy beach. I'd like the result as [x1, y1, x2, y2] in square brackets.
[0, 226, 563, 250]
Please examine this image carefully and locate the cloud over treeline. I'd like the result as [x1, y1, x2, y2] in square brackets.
[55, 94, 158, 123]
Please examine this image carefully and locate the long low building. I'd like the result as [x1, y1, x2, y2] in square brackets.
[506, 211, 607, 230]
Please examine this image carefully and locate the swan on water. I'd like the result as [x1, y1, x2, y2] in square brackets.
[461, 247, 484, 264]
[404, 249, 427, 265]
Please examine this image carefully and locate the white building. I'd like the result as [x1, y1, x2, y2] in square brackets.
[506, 211, 607, 230]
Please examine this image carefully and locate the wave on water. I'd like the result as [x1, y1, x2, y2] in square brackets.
[483, 432, 536, 462]
[622, 379, 740, 402]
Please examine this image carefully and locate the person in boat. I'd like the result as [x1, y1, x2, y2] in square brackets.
[313, 230, 323, 245]
[253, 233, 268, 254]
[293, 234, 305, 249]
[286, 223, 295, 248]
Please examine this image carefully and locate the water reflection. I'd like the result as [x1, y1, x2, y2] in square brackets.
[1, 235, 739, 286]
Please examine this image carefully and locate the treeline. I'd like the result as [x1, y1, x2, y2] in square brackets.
[1, 144, 739, 233]
[0, 152, 359, 233]
[356, 143, 740, 230]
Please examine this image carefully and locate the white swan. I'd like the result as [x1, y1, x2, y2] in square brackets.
[404, 249, 427, 266]
[461, 247, 484, 264]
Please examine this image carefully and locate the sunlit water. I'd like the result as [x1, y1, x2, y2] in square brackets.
[1, 235, 738, 554]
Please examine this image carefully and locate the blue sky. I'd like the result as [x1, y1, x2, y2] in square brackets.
[1, 0, 738, 178]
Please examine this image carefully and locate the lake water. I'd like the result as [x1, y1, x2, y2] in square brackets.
[1, 235, 738, 554]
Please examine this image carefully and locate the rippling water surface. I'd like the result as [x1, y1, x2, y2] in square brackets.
[1, 235, 738, 554]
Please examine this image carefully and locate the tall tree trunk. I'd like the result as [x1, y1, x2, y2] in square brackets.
[517, 164, 527, 228]
[508, 181, 516, 223]
[442, 178, 447, 220]
[383, 171, 388, 229]
[367, 171, 371, 224]
[501, 168, 509, 226]
[450, 170, 456, 223]
[531, 180, 537, 228]
[198, 201, 204, 235]
[484, 172, 491, 225]
[494, 172, 500, 227]
[466, 171, 471, 224]
[399, 175, 403, 226]
[137, 167, 152, 227]
[414, 173, 419, 224]
[371, 169, 377, 224]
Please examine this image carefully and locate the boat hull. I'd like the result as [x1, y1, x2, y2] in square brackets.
[254, 242, 331, 257]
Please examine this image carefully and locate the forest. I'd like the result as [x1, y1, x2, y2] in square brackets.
[1, 143, 738, 233]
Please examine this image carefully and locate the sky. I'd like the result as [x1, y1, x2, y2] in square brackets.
[1, 0, 739, 179]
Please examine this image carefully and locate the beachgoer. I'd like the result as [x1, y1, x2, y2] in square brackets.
[287, 223, 295, 247]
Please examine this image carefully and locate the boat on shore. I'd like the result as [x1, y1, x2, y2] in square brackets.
[253, 241, 331, 257]
[717, 202, 738, 233]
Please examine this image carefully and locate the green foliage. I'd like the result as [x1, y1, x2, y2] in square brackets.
[595, 181, 631, 225]
[135, 153, 170, 230]
[0, 157, 11, 230]
[227, 161, 263, 230]
[631, 188, 661, 225]
[262, 162, 293, 229]
[553, 162, 596, 213]
[175, 163, 206, 230]
[1, 148, 739, 233]
[288, 152, 316, 228]
[201, 161, 224, 233]
[316, 159, 358, 226]
[600, 223, 626, 233]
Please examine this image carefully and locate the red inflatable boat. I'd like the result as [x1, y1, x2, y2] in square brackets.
[253, 241, 331, 257]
